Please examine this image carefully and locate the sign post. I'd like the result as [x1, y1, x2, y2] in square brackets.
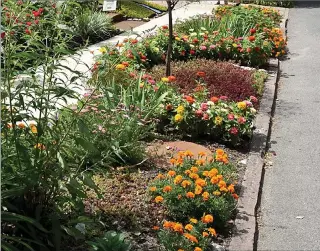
[102, 0, 117, 11]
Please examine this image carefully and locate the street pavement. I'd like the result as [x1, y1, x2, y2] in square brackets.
[258, 3, 320, 250]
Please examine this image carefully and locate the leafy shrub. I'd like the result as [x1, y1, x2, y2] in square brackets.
[117, 1, 154, 19]
[87, 231, 131, 251]
[71, 10, 117, 44]
[149, 149, 238, 228]
[151, 59, 260, 102]
[241, 0, 294, 7]
[157, 218, 217, 251]
[139, 0, 168, 12]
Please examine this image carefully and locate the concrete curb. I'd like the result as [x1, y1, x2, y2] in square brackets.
[228, 8, 289, 251]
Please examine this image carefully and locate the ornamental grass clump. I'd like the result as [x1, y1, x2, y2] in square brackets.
[149, 150, 238, 228]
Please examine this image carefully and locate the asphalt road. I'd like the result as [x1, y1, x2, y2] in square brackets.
[258, 3, 320, 250]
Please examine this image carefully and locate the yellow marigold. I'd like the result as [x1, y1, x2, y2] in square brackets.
[202, 171, 209, 177]
[168, 170, 176, 177]
[174, 175, 183, 184]
[237, 101, 247, 110]
[220, 187, 228, 193]
[185, 150, 194, 157]
[174, 114, 183, 123]
[202, 214, 214, 224]
[202, 231, 209, 237]
[213, 191, 221, 196]
[99, 47, 107, 54]
[210, 176, 219, 184]
[194, 248, 202, 251]
[189, 173, 199, 180]
[181, 180, 191, 188]
[195, 178, 206, 187]
[195, 159, 205, 166]
[185, 224, 193, 231]
[208, 168, 219, 178]
[173, 223, 184, 233]
[186, 192, 195, 198]
[183, 233, 198, 243]
[216, 149, 225, 156]
[190, 218, 198, 224]
[208, 227, 217, 236]
[198, 151, 206, 157]
[190, 166, 199, 173]
[175, 37, 181, 41]
[163, 185, 172, 192]
[149, 186, 157, 192]
[116, 64, 126, 70]
[217, 174, 223, 181]
[185, 170, 191, 175]
[195, 185, 203, 195]
[218, 180, 227, 188]
[228, 184, 235, 193]
[202, 191, 210, 201]
[161, 77, 169, 83]
[155, 196, 164, 203]
[30, 125, 37, 134]
[176, 105, 185, 114]
[214, 116, 223, 125]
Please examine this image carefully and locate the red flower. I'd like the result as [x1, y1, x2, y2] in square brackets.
[247, 47, 252, 53]
[238, 117, 246, 124]
[210, 96, 219, 103]
[254, 47, 260, 52]
[32, 10, 41, 17]
[129, 72, 136, 78]
[250, 96, 258, 103]
[227, 114, 234, 120]
[26, 21, 32, 26]
[190, 50, 196, 55]
[130, 39, 138, 44]
[250, 28, 256, 34]
[192, 38, 199, 44]
[25, 29, 31, 35]
[168, 76, 176, 82]
[248, 36, 255, 42]
[185, 95, 195, 104]
[180, 50, 186, 56]
[196, 71, 206, 78]
[200, 103, 208, 111]
[166, 104, 173, 111]
[195, 109, 203, 118]
[230, 127, 239, 135]
[122, 61, 129, 67]
[1, 32, 5, 39]
[162, 25, 168, 30]
[219, 96, 228, 101]
[203, 113, 209, 120]
[34, 20, 39, 25]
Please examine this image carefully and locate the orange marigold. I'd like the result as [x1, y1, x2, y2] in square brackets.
[198, 151, 206, 157]
[210, 176, 219, 184]
[202, 231, 209, 237]
[195, 178, 206, 187]
[190, 166, 199, 173]
[168, 170, 176, 177]
[208, 227, 217, 236]
[189, 173, 199, 180]
[163, 221, 174, 229]
[168, 76, 176, 82]
[218, 180, 227, 188]
[195, 185, 203, 195]
[181, 180, 191, 188]
[185, 170, 192, 175]
[216, 149, 225, 156]
[185, 224, 193, 231]
[190, 218, 198, 224]
[149, 186, 157, 192]
[173, 223, 184, 233]
[232, 193, 239, 200]
[228, 184, 235, 193]
[183, 233, 199, 243]
[213, 191, 221, 196]
[186, 192, 195, 198]
[202, 171, 209, 177]
[208, 168, 219, 178]
[174, 175, 183, 184]
[156, 173, 164, 179]
[202, 191, 210, 201]
[163, 185, 172, 192]
[195, 159, 205, 166]
[155, 196, 164, 203]
[185, 150, 194, 157]
[202, 214, 214, 224]
[153, 226, 160, 230]
[194, 248, 202, 251]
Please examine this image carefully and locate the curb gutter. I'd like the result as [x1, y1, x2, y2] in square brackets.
[228, 8, 289, 251]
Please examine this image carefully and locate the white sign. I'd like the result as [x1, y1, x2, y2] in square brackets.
[103, 0, 117, 11]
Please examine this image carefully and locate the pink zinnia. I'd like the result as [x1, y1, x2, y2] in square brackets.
[202, 113, 209, 120]
[195, 109, 203, 118]
[200, 45, 207, 51]
[227, 114, 234, 120]
[250, 96, 258, 103]
[201, 103, 208, 111]
[209, 45, 216, 50]
[238, 117, 246, 124]
[230, 127, 239, 135]
[219, 96, 228, 101]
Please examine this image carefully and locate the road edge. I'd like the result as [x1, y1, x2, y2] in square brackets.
[228, 8, 289, 251]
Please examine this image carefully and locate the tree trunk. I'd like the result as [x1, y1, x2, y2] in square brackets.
[165, 1, 173, 76]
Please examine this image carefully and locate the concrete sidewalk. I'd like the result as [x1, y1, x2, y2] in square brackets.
[258, 4, 320, 250]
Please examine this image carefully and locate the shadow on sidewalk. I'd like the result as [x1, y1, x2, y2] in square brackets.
[294, 1, 320, 8]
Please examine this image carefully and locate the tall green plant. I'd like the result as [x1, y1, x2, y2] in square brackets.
[1, 1, 100, 249]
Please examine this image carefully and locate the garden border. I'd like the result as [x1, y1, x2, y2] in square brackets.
[228, 7, 289, 251]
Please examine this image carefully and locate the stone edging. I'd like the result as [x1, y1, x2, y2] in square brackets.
[228, 8, 289, 251]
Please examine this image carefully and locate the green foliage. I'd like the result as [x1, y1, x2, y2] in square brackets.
[240, 0, 294, 7]
[252, 70, 268, 96]
[71, 9, 117, 44]
[87, 231, 131, 251]
[175, 15, 218, 34]
[117, 0, 154, 19]
[137, 0, 168, 12]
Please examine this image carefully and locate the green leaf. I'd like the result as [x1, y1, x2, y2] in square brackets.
[75, 137, 99, 153]
[77, 119, 90, 136]
[57, 152, 67, 169]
